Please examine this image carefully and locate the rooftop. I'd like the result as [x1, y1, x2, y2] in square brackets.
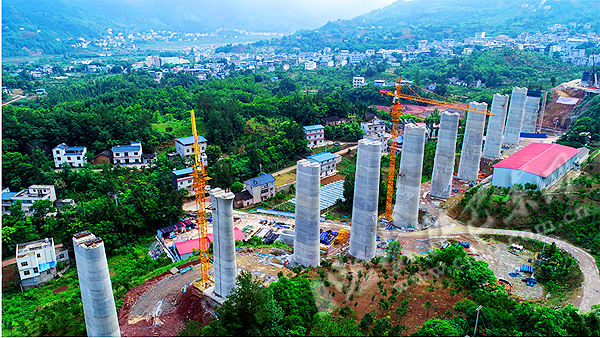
[112, 142, 142, 152]
[244, 173, 275, 187]
[303, 124, 324, 132]
[492, 143, 579, 177]
[173, 167, 194, 176]
[17, 238, 54, 255]
[307, 152, 338, 163]
[175, 136, 208, 146]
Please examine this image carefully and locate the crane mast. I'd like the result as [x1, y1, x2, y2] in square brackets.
[190, 109, 213, 290]
[380, 78, 493, 221]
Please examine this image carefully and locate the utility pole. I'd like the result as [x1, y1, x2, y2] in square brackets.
[474, 305, 483, 336]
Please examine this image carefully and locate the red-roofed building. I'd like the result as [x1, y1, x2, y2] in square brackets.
[491, 143, 579, 190]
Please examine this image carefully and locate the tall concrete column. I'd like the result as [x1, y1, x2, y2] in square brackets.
[293, 159, 321, 267]
[73, 231, 120, 337]
[521, 94, 541, 134]
[503, 87, 528, 146]
[430, 111, 460, 199]
[210, 188, 237, 297]
[457, 101, 488, 182]
[482, 94, 510, 159]
[349, 139, 382, 260]
[392, 124, 426, 229]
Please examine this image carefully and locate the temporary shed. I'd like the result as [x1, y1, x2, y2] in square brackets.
[491, 143, 578, 190]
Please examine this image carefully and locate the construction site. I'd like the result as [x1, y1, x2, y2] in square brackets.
[112, 79, 598, 336]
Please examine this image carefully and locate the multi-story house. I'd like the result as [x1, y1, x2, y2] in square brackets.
[353, 77, 365, 87]
[175, 136, 207, 164]
[361, 117, 386, 135]
[307, 152, 340, 178]
[112, 142, 142, 165]
[305, 61, 317, 71]
[303, 124, 325, 148]
[243, 173, 276, 205]
[53, 143, 87, 168]
[172, 167, 194, 195]
[2, 185, 57, 215]
[16, 238, 66, 290]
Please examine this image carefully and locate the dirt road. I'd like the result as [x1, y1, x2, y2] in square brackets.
[379, 223, 600, 312]
[269, 144, 359, 178]
[2, 95, 25, 106]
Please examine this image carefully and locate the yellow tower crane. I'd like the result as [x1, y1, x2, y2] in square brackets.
[190, 109, 213, 290]
[379, 77, 493, 223]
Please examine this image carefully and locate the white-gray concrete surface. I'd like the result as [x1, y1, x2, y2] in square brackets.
[457, 102, 488, 181]
[393, 124, 426, 229]
[73, 231, 120, 337]
[503, 87, 528, 146]
[483, 94, 510, 159]
[293, 159, 321, 267]
[210, 188, 237, 298]
[349, 139, 382, 260]
[521, 94, 542, 134]
[431, 111, 460, 199]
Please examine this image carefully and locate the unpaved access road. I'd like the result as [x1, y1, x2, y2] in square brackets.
[380, 224, 600, 312]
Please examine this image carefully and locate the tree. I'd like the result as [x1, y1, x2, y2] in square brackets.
[231, 181, 244, 193]
[205, 145, 222, 166]
[411, 319, 458, 336]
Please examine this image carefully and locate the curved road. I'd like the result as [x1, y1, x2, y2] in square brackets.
[379, 221, 600, 312]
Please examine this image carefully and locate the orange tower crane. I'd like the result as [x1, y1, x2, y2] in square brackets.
[379, 77, 493, 222]
[190, 109, 213, 290]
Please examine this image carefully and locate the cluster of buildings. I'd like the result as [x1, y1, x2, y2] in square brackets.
[52, 142, 157, 168]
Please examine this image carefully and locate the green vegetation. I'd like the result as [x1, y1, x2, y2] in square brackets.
[459, 166, 600, 269]
[2, 242, 182, 337]
[558, 95, 600, 149]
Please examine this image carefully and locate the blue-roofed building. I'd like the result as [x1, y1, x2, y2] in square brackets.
[307, 152, 341, 178]
[303, 124, 325, 148]
[52, 143, 87, 168]
[244, 173, 276, 205]
[175, 136, 208, 160]
[2, 188, 17, 213]
[172, 167, 195, 195]
[3, 185, 57, 215]
[112, 142, 142, 166]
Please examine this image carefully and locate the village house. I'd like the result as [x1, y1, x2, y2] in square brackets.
[16, 238, 69, 290]
[53, 143, 87, 168]
[243, 173, 276, 205]
[112, 142, 143, 165]
[306, 152, 340, 178]
[2, 185, 57, 215]
[303, 124, 325, 148]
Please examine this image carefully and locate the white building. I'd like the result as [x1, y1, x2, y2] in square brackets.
[2, 185, 57, 215]
[353, 77, 365, 87]
[243, 173, 276, 205]
[305, 61, 317, 71]
[303, 124, 325, 148]
[16, 238, 65, 290]
[172, 167, 195, 195]
[53, 143, 87, 168]
[112, 142, 142, 165]
[306, 152, 340, 178]
[175, 136, 208, 164]
[361, 117, 386, 135]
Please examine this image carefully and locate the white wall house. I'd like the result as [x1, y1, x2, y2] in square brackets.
[2, 185, 56, 215]
[172, 167, 195, 195]
[305, 61, 317, 71]
[53, 143, 87, 168]
[243, 173, 276, 205]
[175, 136, 207, 164]
[16, 238, 58, 290]
[361, 118, 386, 135]
[303, 125, 325, 148]
[112, 142, 142, 165]
[307, 152, 340, 178]
[353, 77, 365, 87]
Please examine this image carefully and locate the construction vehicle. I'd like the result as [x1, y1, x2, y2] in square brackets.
[190, 109, 213, 291]
[378, 78, 493, 224]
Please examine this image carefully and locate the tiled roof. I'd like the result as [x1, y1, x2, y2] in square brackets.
[307, 152, 338, 163]
[303, 125, 324, 132]
[175, 136, 208, 146]
[244, 173, 275, 187]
